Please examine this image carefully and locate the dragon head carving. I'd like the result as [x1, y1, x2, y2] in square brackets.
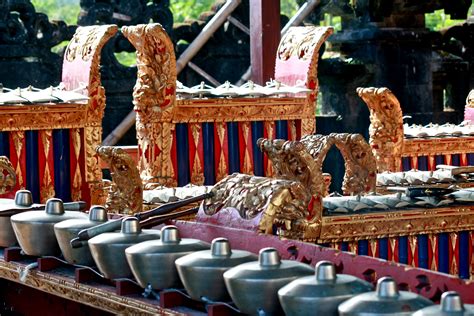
[96, 146, 142, 214]
[0, 156, 16, 195]
[202, 173, 322, 240]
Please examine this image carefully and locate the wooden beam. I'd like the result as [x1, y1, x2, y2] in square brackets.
[249, 0, 280, 85]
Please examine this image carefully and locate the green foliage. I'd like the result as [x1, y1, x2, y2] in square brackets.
[31, 0, 80, 25]
[171, 0, 215, 23]
[281, 1, 300, 17]
[425, 6, 473, 31]
[115, 52, 137, 67]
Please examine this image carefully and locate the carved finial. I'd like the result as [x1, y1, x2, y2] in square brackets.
[96, 146, 142, 214]
[357, 87, 404, 172]
[0, 156, 16, 195]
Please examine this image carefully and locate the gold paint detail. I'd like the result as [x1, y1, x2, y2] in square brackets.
[11, 131, 24, 188]
[0, 259, 181, 315]
[39, 130, 55, 202]
[0, 156, 16, 194]
[203, 173, 320, 240]
[259, 133, 376, 196]
[357, 87, 404, 172]
[97, 146, 143, 214]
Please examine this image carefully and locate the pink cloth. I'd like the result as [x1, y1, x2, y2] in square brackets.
[61, 58, 92, 92]
[464, 107, 474, 123]
[274, 56, 311, 87]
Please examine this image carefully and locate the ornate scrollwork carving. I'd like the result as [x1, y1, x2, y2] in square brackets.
[97, 146, 142, 214]
[122, 23, 176, 186]
[203, 173, 320, 240]
[258, 137, 328, 199]
[259, 133, 376, 196]
[0, 156, 16, 195]
[467, 89, 474, 108]
[357, 87, 404, 172]
[332, 133, 377, 195]
[122, 23, 176, 119]
[277, 27, 333, 62]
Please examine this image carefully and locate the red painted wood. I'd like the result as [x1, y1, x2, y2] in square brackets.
[208, 304, 245, 316]
[37, 257, 63, 272]
[174, 221, 474, 304]
[159, 289, 203, 311]
[249, 0, 280, 85]
[114, 279, 144, 296]
[171, 126, 178, 184]
[3, 247, 25, 262]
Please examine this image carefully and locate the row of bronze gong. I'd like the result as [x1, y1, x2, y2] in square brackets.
[0, 189, 473, 315]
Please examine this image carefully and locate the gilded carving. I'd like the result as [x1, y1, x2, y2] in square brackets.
[0, 25, 116, 205]
[97, 146, 143, 214]
[11, 131, 24, 188]
[65, 26, 104, 62]
[215, 122, 228, 182]
[357, 87, 404, 172]
[277, 26, 333, 62]
[0, 156, 16, 194]
[332, 133, 377, 195]
[259, 133, 376, 196]
[203, 173, 320, 240]
[71, 128, 83, 201]
[39, 130, 55, 202]
[122, 25, 332, 184]
[319, 206, 474, 243]
[123, 24, 177, 187]
[122, 23, 176, 119]
[174, 98, 308, 123]
[258, 137, 326, 200]
[403, 137, 474, 157]
[189, 123, 204, 185]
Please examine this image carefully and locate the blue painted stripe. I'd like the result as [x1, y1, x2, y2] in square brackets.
[275, 120, 288, 139]
[227, 122, 240, 174]
[402, 157, 411, 171]
[451, 154, 461, 166]
[340, 242, 348, 252]
[459, 231, 470, 279]
[251, 121, 264, 176]
[417, 156, 428, 171]
[467, 153, 474, 165]
[25, 131, 40, 203]
[417, 235, 429, 269]
[437, 233, 450, 274]
[435, 155, 445, 165]
[202, 122, 215, 186]
[358, 240, 368, 255]
[0, 132, 9, 157]
[378, 238, 388, 260]
[175, 123, 190, 187]
[53, 129, 71, 202]
[398, 236, 408, 264]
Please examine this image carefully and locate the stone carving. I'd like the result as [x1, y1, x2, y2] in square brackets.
[0, 1, 74, 88]
[357, 87, 404, 172]
[202, 173, 321, 240]
[259, 133, 376, 196]
[0, 156, 16, 195]
[96, 146, 142, 214]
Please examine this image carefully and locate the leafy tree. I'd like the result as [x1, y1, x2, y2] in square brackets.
[31, 0, 80, 25]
